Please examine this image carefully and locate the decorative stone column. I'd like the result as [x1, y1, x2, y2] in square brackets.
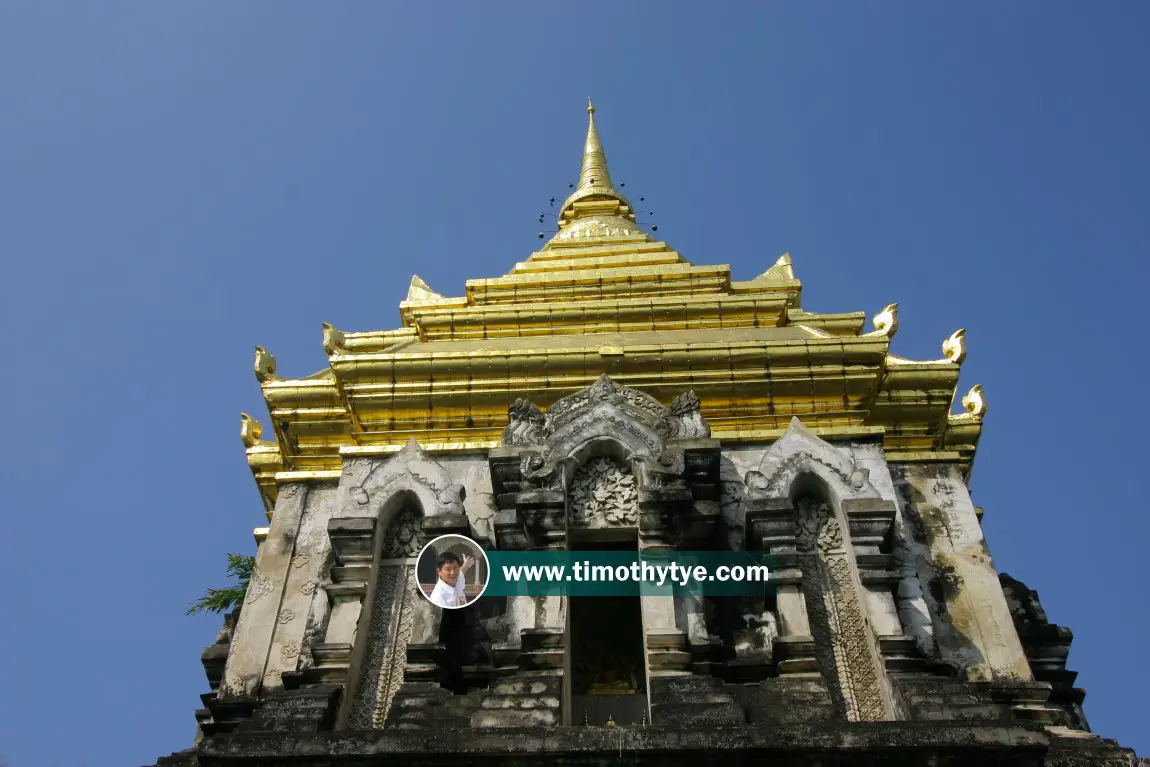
[744, 496, 816, 675]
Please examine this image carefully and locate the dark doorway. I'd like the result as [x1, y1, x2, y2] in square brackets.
[568, 592, 648, 725]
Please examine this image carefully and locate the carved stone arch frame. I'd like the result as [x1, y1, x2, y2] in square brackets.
[562, 435, 645, 547]
[744, 418, 899, 722]
[554, 413, 663, 470]
[324, 442, 468, 731]
[563, 434, 647, 476]
[336, 485, 435, 730]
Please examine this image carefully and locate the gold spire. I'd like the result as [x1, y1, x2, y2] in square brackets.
[578, 97, 613, 192]
[556, 98, 635, 230]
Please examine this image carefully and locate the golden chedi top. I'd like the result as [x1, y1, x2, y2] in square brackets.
[241, 102, 984, 514]
[552, 98, 644, 242]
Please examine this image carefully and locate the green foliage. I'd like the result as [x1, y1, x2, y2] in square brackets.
[187, 553, 256, 616]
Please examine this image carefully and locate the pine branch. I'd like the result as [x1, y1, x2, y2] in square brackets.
[187, 553, 256, 616]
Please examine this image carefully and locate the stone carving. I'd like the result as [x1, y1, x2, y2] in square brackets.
[245, 574, 274, 604]
[660, 390, 709, 440]
[436, 484, 468, 514]
[214, 612, 237, 646]
[733, 608, 778, 660]
[300, 581, 317, 595]
[500, 375, 709, 484]
[298, 611, 327, 671]
[280, 640, 300, 660]
[291, 554, 311, 569]
[381, 507, 422, 558]
[796, 497, 889, 722]
[347, 565, 404, 730]
[746, 417, 878, 500]
[570, 457, 638, 527]
[719, 458, 747, 551]
[549, 374, 665, 427]
[341, 439, 461, 517]
[466, 492, 499, 544]
[277, 609, 296, 624]
[503, 398, 546, 446]
[372, 567, 417, 728]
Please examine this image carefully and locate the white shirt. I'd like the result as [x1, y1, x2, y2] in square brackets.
[429, 570, 467, 608]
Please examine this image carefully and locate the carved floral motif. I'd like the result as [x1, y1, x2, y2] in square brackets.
[795, 498, 889, 722]
[570, 457, 638, 526]
[381, 507, 422, 558]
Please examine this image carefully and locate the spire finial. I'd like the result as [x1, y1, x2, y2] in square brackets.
[555, 99, 633, 228]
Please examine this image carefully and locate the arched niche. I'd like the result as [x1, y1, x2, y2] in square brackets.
[743, 419, 898, 722]
[340, 489, 428, 730]
[329, 441, 467, 731]
[746, 418, 880, 504]
[564, 437, 642, 547]
[789, 474, 893, 721]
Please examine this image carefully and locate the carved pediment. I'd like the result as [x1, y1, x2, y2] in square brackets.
[745, 418, 879, 500]
[339, 439, 466, 518]
[501, 375, 709, 483]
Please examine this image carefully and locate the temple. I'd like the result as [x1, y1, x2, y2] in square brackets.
[154, 101, 1140, 766]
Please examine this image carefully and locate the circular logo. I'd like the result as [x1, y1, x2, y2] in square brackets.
[415, 534, 490, 610]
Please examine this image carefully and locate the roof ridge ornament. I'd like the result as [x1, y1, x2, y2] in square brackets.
[868, 303, 899, 339]
[961, 384, 986, 418]
[240, 413, 267, 447]
[254, 346, 278, 382]
[406, 274, 444, 303]
[322, 322, 346, 355]
[942, 328, 967, 364]
[756, 253, 796, 282]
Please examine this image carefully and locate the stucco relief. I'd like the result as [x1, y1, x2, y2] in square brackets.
[338, 439, 467, 520]
[570, 457, 638, 527]
[796, 497, 890, 722]
[501, 375, 710, 488]
[347, 565, 408, 730]
[380, 507, 421, 558]
[744, 418, 879, 501]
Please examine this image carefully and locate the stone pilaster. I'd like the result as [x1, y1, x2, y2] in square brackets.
[263, 484, 338, 692]
[219, 483, 310, 700]
[892, 463, 1032, 683]
[745, 497, 816, 675]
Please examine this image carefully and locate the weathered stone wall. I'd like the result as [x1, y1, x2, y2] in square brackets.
[220, 481, 338, 699]
[890, 462, 1031, 682]
[175, 414, 1142, 765]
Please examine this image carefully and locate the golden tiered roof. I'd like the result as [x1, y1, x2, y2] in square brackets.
[241, 102, 985, 513]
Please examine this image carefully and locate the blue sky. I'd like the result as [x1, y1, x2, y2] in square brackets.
[1, 3, 1147, 765]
